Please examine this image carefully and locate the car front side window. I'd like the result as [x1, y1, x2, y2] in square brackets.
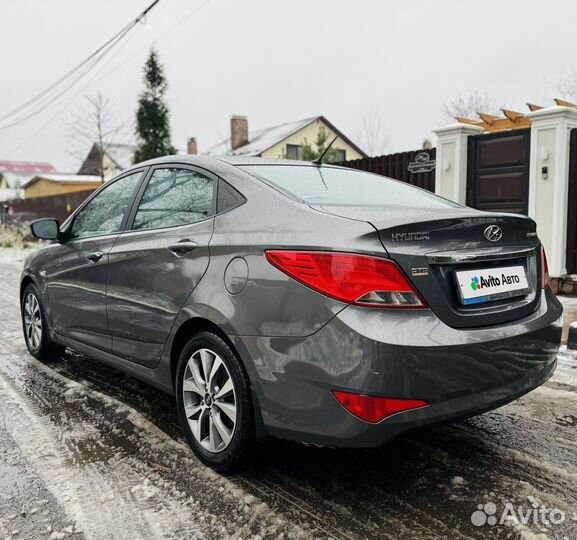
[69, 172, 142, 239]
[132, 168, 214, 231]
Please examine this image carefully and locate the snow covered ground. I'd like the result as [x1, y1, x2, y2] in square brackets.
[0, 258, 576, 540]
[0, 247, 36, 265]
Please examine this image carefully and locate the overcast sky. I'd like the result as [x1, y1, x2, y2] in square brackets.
[1, 0, 577, 171]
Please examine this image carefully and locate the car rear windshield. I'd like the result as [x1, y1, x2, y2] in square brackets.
[240, 165, 461, 208]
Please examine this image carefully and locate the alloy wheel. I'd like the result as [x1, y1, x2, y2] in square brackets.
[24, 293, 42, 351]
[182, 348, 237, 453]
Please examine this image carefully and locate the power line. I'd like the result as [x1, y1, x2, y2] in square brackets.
[87, 0, 212, 89]
[2, 0, 213, 155]
[0, 28, 134, 131]
[0, 22, 133, 125]
[0, 0, 161, 131]
[1, 29, 140, 151]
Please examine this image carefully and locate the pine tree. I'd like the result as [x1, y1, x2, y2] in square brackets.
[300, 126, 341, 163]
[134, 48, 176, 163]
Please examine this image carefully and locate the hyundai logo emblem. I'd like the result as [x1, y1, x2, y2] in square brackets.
[484, 225, 503, 242]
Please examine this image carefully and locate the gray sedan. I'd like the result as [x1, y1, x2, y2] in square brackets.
[21, 156, 562, 471]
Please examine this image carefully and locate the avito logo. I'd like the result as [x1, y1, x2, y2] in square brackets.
[470, 273, 521, 291]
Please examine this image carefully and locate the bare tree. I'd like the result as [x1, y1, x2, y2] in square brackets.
[357, 109, 389, 157]
[442, 92, 503, 123]
[557, 69, 577, 102]
[66, 93, 129, 182]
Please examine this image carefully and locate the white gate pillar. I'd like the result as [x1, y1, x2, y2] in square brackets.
[526, 106, 577, 276]
[433, 123, 484, 205]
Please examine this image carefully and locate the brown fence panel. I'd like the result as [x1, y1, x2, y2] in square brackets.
[1, 189, 96, 224]
[337, 148, 436, 192]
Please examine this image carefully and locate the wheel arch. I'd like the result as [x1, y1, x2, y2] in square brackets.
[20, 275, 36, 305]
[170, 317, 241, 388]
[169, 316, 267, 440]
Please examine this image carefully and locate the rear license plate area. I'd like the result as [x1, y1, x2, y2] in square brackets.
[455, 265, 530, 305]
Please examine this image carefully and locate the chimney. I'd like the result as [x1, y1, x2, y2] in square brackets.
[187, 137, 198, 155]
[230, 116, 248, 150]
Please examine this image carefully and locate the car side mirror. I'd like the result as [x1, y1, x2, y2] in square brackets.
[30, 218, 60, 240]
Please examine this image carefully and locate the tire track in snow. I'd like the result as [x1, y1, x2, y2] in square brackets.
[236, 476, 362, 540]
[0, 371, 162, 540]
[247, 467, 465, 540]
[0, 350, 332, 539]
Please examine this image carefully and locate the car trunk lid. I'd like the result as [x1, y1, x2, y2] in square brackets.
[316, 205, 542, 328]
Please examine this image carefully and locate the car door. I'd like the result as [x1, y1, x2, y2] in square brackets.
[106, 165, 216, 367]
[45, 170, 145, 351]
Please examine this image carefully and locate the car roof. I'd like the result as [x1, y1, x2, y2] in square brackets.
[135, 154, 337, 169]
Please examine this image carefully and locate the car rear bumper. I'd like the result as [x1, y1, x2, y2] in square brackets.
[232, 288, 563, 448]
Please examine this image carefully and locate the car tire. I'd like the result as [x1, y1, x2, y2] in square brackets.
[21, 283, 65, 360]
[176, 331, 254, 473]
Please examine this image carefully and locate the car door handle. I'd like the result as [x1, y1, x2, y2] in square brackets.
[86, 251, 104, 263]
[167, 240, 198, 257]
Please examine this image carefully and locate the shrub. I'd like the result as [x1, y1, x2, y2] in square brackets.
[0, 223, 35, 249]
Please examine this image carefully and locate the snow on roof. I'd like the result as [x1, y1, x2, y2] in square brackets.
[0, 160, 56, 174]
[205, 116, 319, 156]
[1, 171, 34, 188]
[36, 173, 101, 183]
[105, 143, 136, 170]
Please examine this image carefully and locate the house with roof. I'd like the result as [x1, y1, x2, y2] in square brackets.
[204, 115, 366, 161]
[0, 160, 56, 201]
[23, 173, 102, 199]
[77, 142, 136, 182]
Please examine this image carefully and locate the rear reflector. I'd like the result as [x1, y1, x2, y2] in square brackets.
[540, 245, 550, 289]
[332, 391, 428, 423]
[265, 251, 427, 308]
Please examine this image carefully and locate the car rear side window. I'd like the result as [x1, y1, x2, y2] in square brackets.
[69, 172, 142, 239]
[217, 179, 246, 213]
[133, 168, 214, 230]
[240, 165, 461, 208]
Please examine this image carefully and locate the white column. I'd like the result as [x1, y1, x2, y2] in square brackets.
[433, 124, 484, 205]
[526, 106, 577, 276]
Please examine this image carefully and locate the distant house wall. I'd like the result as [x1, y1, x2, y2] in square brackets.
[102, 153, 119, 181]
[261, 118, 364, 161]
[24, 180, 103, 199]
[78, 143, 133, 182]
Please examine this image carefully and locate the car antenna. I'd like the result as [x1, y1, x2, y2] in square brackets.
[311, 135, 338, 166]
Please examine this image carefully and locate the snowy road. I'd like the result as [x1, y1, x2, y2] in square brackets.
[0, 258, 576, 540]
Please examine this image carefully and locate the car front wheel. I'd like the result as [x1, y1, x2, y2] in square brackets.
[176, 331, 254, 472]
[21, 283, 64, 360]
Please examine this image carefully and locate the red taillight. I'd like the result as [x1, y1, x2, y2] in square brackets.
[541, 245, 549, 289]
[265, 251, 427, 308]
[332, 391, 428, 423]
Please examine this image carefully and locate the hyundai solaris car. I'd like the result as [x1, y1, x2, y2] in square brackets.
[21, 156, 562, 471]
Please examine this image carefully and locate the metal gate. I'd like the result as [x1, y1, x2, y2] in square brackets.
[467, 130, 531, 215]
[566, 128, 577, 274]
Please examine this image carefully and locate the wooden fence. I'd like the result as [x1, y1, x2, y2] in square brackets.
[337, 148, 436, 192]
[1, 189, 96, 225]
